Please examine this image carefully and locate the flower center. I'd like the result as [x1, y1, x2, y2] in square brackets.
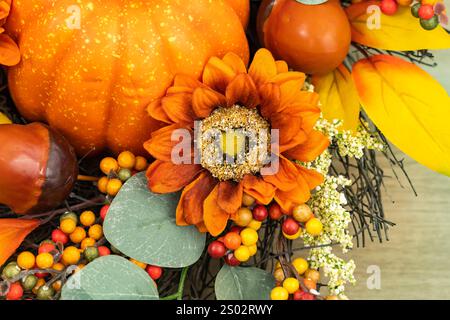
[198, 105, 271, 181]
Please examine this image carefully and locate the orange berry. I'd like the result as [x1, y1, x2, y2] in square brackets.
[118, 151, 136, 170]
[100, 157, 119, 175]
[235, 207, 253, 227]
[17, 251, 35, 269]
[106, 178, 122, 196]
[293, 204, 313, 223]
[80, 211, 96, 227]
[88, 224, 103, 240]
[303, 278, 317, 291]
[60, 218, 77, 234]
[70, 227, 87, 244]
[223, 232, 242, 250]
[62, 246, 80, 266]
[304, 269, 320, 283]
[97, 177, 109, 194]
[80, 237, 96, 250]
[36, 253, 54, 269]
[134, 156, 149, 171]
[52, 263, 65, 272]
[242, 193, 255, 207]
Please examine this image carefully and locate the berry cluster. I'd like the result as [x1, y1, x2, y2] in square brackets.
[98, 151, 149, 197]
[270, 258, 337, 300]
[380, 0, 443, 30]
[282, 204, 323, 240]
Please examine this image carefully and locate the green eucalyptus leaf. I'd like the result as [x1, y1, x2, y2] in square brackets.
[103, 172, 206, 268]
[61, 255, 158, 300]
[215, 265, 275, 300]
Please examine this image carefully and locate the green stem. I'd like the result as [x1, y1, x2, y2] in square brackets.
[160, 267, 189, 301]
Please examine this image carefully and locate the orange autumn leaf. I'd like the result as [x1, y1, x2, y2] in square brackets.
[346, 1, 450, 51]
[0, 218, 40, 266]
[353, 54, 450, 177]
[312, 64, 360, 132]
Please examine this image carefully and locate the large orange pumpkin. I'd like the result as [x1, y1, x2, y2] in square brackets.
[4, 0, 250, 156]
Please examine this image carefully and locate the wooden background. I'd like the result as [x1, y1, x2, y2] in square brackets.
[345, 39, 450, 299]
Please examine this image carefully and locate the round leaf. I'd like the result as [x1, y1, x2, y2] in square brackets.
[103, 172, 206, 268]
[61, 255, 158, 300]
[215, 265, 275, 300]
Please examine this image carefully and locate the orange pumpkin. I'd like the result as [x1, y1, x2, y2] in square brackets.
[257, 0, 351, 75]
[4, 0, 250, 156]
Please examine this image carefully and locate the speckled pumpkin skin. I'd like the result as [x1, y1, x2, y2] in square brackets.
[5, 0, 250, 156]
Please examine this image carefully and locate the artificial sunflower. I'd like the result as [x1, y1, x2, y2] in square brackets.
[144, 49, 330, 236]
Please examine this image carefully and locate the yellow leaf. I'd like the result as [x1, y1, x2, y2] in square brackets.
[0, 218, 40, 267]
[346, 1, 450, 51]
[312, 64, 360, 132]
[0, 111, 11, 124]
[352, 54, 450, 176]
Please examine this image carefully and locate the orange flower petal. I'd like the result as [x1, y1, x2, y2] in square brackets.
[0, 34, 20, 66]
[275, 60, 289, 74]
[249, 48, 277, 86]
[294, 164, 324, 190]
[242, 174, 276, 205]
[146, 160, 203, 194]
[284, 130, 330, 162]
[143, 124, 191, 162]
[161, 92, 195, 125]
[192, 87, 226, 118]
[271, 71, 306, 87]
[0, 0, 11, 21]
[218, 181, 243, 214]
[278, 79, 308, 112]
[274, 174, 311, 213]
[196, 222, 207, 233]
[226, 73, 260, 108]
[262, 156, 298, 191]
[203, 184, 230, 236]
[270, 108, 303, 150]
[203, 56, 237, 93]
[173, 74, 203, 89]
[223, 52, 247, 74]
[148, 99, 172, 124]
[177, 172, 217, 226]
[0, 218, 40, 267]
[259, 83, 281, 119]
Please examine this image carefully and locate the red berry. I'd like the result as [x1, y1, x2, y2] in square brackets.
[224, 253, 240, 266]
[97, 246, 111, 256]
[282, 218, 300, 236]
[380, 0, 398, 15]
[418, 4, 434, 20]
[6, 283, 23, 300]
[293, 290, 315, 300]
[252, 205, 268, 221]
[38, 243, 56, 254]
[229, 226, 243, 234]
[100, 204, 110, 220]
[146, 265, 163, 280]
[269, 203, 283, 220]
[207, 241, 226, 259]
[35, 271, 49, 278]
[51, 229, 68, 245]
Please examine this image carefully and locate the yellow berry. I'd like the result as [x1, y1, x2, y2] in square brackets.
[270, 287, 289, 300]
[118, 151, 136, 170]
[247, 244, 257, 256]
[97, 177, 109, 194]
[292, 257, 309, 275]
[100, 157, 119, 175]
[70, 227, 87, 244]
[36, 253, 54, 269]
[62, 246, 81, 266]
[17, 251, 35, 269]
[52, 263, 65, 271]
[240, 228, 258, 246]
[81, 237, 96, 250]
[283, 277, 300, 294]
[234, 246, 250, 262]
[88, 224, 103, 240]
[134, 156, 149, 171]
[106, 178, 123, 196]
[247, 219, 262, 231]
[60, 218, 77, 234]
[80, 211, 96, 227]
[293, 204, 313, 223]
[306, 218, 323, 236]
[130, 259, 147, 269]
[241, 193, 255, 207]
[234, 207, 253, 227]
[283, 228, 301, 240]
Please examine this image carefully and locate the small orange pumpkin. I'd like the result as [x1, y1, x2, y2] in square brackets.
[4, 0, 250, 156]
[0, 123, 78, 214]
[257, 0, 351, 75]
